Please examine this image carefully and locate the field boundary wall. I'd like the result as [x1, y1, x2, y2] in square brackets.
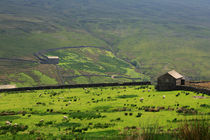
[0, 82, 151, 93]
[176, 85, 210, 95]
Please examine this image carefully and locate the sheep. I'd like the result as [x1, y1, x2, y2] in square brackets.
[14, 123, 18, 127]
[40, 119, 44, 122]
[140, 97, 144, 102]
[63, 116, 68, 120]
[5, 121, 11, 126]
[163, 95, 166, 99]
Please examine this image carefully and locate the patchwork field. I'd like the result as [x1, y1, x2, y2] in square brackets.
[0, 47, 149, 87]
[47, 47, 149, 84]
[0, 85, 209, 139]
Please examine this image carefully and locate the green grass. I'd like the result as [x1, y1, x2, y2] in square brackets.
[8, 73, 36, 87]
[0, 85, 209, 139]
[33, 70, 58, 85]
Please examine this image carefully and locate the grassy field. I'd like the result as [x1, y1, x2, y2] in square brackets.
[0, 85, 209, 139]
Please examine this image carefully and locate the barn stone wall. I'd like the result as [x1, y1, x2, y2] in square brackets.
[157, 74, 176, 91]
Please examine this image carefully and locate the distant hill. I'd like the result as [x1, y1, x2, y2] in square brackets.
[0, 0, 210, 86]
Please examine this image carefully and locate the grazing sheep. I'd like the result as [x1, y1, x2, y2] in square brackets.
[5, 121, 11, 125]
[40, 119, 44, 122]
[14, 123, 18, 126]
[163, 95, 166, 99]
[63, 116, 68, 120]
[140, 97, 144, 102]
[111, 75, 115, 79]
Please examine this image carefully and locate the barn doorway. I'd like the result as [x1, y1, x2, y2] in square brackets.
[181, 79, 185, 85]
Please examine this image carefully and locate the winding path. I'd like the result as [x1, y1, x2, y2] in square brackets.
[64, 74, 142, 81]
[0, 57, 38, 63]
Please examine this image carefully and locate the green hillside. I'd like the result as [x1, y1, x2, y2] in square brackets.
[0, 0, 210, 86]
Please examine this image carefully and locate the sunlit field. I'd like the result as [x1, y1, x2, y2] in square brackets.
[0, 85, 209, 139]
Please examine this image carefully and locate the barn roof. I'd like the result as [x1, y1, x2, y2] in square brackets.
[168, 70, 184, 79]
[0, 85, 16, 89]
[47, 56, 59, 59]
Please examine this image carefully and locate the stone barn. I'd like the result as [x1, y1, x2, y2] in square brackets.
[46, 56, 59, 64]
[157, 70, 185, 91]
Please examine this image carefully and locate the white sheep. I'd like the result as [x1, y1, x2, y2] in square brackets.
[40, 119, 44, 122]
[63, 116, 68, 120]
[163, 95, 166, 99]
[5, 121, 11, 126]
[140, 97, 144, 102]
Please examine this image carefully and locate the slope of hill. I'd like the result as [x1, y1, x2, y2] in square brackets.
[0, 0, 210, 86]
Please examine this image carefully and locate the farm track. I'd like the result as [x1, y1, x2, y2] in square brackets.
[0, 57, 38, 63]
[55, 65, 65, 85]
[64, 74, 142, 81]
[34, 46, 112, 61]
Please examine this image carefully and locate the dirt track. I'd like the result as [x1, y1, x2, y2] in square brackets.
[188, 81, 210, 89]
[0, 57, 38, 63]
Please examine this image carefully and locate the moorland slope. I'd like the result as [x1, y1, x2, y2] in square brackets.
[0, 0, 210, 86]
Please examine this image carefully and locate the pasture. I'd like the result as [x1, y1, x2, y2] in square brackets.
[0, 85, 209, 139]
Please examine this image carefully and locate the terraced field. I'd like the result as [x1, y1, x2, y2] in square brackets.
[0, 85, 209, 139]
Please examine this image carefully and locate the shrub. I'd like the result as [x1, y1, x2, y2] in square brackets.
[200, 104, 210, 108]
[68, 111, 104, 119]
[117, 95, 138, 99]
[177, 119, 210, 140]
[93, 123, 115, 129]
[136, 113, 142, 118]
[0, 124, 28, 134]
